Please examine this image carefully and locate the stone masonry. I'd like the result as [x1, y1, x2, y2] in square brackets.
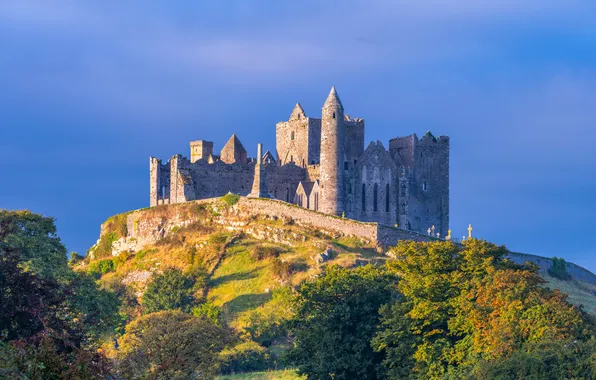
[149, 87, 450, 236]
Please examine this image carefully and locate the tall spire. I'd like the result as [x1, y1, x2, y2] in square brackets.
[323, 86, 343, 110]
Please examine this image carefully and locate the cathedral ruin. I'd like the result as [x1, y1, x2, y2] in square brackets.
[149, 87, 450, 237]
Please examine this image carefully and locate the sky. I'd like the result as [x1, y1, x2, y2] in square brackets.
[1, 0, 595, 271]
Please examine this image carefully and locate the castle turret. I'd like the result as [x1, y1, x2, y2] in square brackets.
[320, 86, 345, 215]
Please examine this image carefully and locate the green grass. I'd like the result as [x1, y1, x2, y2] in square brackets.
[216, 369, 304, 380]
[542, 273, 596, 315]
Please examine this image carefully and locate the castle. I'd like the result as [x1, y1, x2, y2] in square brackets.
[150, 87, 450, 237]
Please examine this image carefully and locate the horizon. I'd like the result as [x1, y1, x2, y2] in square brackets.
[1, 1, 595, 272]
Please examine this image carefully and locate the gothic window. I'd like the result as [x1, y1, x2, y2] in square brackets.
[362, 183, 366, 211]
[314, 192, 319, 211]
[373, 183, 378, 212]
[386, 183, 390, 212]
[332, 112, 336, 119]
[290, 155, 293, 163]
[422, 182, 427, 191]
[291, 131, 295, 140]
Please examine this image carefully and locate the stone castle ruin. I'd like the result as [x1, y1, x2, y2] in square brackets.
[150, 87, 449, 237]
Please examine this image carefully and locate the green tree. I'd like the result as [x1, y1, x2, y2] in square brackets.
[117, 310, 234, 379]
[289, 265, 398, 379]
[143, 268, 196, 313]
[374, 240, 594, 379]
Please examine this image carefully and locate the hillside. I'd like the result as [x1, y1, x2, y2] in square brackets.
[82, 195, 596, 330]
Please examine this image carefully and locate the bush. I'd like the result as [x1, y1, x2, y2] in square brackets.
[92, 232, 119, 259]
[88, 259, 115, 277]
[219, 341, 273, 375]
[549, 257, 571, 280]
[222, 193, 240, 206]
[271, 258, 292, 281]
[192, 302, 224, 326]
[142, 268, 195, 314]
[251, 246, 282, 261]
[113, 251, 131, 267]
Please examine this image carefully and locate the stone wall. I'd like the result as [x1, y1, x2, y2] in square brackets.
[508, 252, 596, 286]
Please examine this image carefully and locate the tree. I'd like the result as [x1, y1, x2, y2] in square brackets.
[374, 239, 594, 379]
[289, 265, 398, 379]
[117, 310, 234, 379]
[142, 268, 196, 313]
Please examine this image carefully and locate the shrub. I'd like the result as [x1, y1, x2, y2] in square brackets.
[549, 257, 571, 280]
[88, 259, 115, 277]
[219, 341, 273, 375]
[271, 258, 292, 281]
[251, 245, 282, 261]
[142, 268, 195, 314]
[113, 251, 131, 267]
[222, 193, 240, 206]
[192, 302, 224, 326]
[93, 232, 118, 259]
[209, 232, 229, 245]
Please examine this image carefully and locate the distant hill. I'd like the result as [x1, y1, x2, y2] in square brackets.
[81, 196, 596, 336]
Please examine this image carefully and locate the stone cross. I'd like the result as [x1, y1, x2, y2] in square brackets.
[467, 224, 473, 239]
[436, 233, 440, 239]
[427, 227, 432, 236]
[431, 225, 436, 235]
[446, 229, 451, 240]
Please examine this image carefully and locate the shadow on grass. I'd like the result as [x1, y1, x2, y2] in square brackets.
[209, 268, 260, 287]
[223, 292, 272, 314]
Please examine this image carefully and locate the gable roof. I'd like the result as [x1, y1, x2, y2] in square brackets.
[220, 134, 247, 164]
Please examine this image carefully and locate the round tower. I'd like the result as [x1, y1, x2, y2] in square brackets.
[320, 86, 345, 215]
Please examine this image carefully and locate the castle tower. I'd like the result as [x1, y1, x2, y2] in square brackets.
[319, 86, 345, 215]
[248, 143, 271, 198]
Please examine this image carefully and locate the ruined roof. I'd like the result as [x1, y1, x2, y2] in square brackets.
[262, 150, 276, 163]
[290, 103, 306, 120]
[220, 134, 248, 164]
[297, 181, 316, 197]
[323, 86, 343, 110]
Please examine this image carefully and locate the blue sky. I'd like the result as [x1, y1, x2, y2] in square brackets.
[1, 1, 595, 271]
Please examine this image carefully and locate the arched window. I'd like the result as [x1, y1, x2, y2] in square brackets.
[373, 183, 378, 212]
[291, 131, 295, 140]
[290, 155, 293, 163]
[386, 184, 390, 212]
[422, 182, 427, 191]
[314, 193, 319, 211]
[332, 112, 336, 119]
[362, 184, 366, 211]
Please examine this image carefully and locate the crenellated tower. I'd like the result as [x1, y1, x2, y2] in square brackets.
[319, 86, 345, 215]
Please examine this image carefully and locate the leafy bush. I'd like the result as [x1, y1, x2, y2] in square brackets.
[142, 268, 195, 314]
[549, 257, 571, 280]
[222, 193, 240, 206]
[93, 232, 118, 259]
[192, 302, 224, 326]
[271, 258, 292, 281]
[117, 311, 234, 379]
[219, 341, 273, 375]
[88, 259, 115, 277]
[252, 246, 282, 261]
[209, 232, 229, 245]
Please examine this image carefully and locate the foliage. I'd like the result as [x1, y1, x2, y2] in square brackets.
[472, 339, 596, 379]
[222, 193, 241, 207]
[289, 265, 398, 379]
[548, 256, 571, 281]
[243, 287, 294, 346]
[142, 267, 196, 313]
[113, 250, 131, 267]
[117, 310, 234, 379]
[216, 369, 304, 380]
[373, 239, 594, 379]
[0, 210, 69, 279]
[251, 245, 282, 261]
[88, 258, 116, 277]
[68, 252, 85, 267]
[193, 302, 225, 326]
[92, 231, 118, 259]
[219, 341, 273, 375]
[271, 258, 292, 281]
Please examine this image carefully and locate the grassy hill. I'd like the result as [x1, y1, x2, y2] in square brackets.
[78, 197, 596, 378]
